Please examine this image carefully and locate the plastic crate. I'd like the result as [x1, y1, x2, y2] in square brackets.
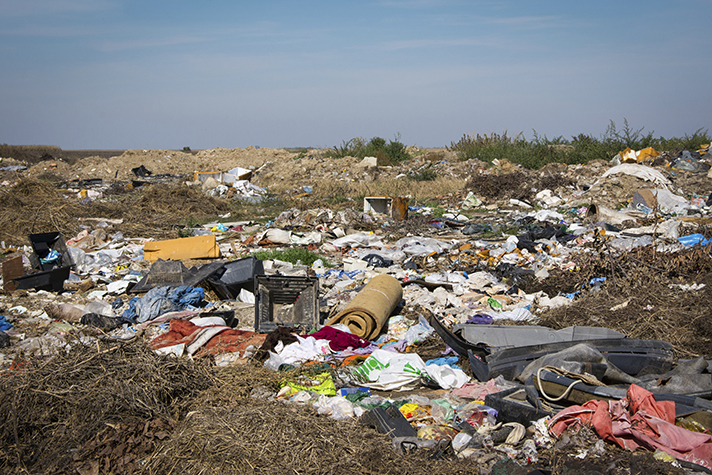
[254, 275, 318, 332]
[13, 266, 71, 292]
[28, 232, 72, 271]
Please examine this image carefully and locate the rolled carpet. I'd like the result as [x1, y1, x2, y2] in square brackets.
[326, 274, 403, 340]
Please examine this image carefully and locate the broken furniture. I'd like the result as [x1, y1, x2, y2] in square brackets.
[143, 235, 221, 263]
[2, 255, 23, 292]
[363, 196, 409, 221]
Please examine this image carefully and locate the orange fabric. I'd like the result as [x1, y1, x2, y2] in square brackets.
[149, 319, 203, 350]
[548, 384, 712, 470]
[340, 354, 369, 366]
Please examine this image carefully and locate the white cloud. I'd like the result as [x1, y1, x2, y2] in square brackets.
[378, 37, 499, 51]
[98, 35, 212, 52]
[0, 0, 116, 17]
[0, 25, 100, 37]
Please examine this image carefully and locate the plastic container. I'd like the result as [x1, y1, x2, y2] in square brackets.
[13, 266, 70, 292]
[28, 232, 72, 271]
[254, 275, 318, 332]
[207, 257, 264, 300]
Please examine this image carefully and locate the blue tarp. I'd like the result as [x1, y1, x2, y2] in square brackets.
[122, 285, 206, 323]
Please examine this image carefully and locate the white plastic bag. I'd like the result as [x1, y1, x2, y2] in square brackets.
[313, 395, 355, 420]
[425, 364, 470, 390]
[354, 349, 427, 390]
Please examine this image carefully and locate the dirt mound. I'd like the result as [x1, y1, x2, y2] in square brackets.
[466, 172, 533, 201]
[0, 145, 62, 164]
[22, 147, 297, 183]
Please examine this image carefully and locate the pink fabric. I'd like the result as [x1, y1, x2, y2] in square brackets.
[548, 384, 712, 470]
[452, 378, 502, 400]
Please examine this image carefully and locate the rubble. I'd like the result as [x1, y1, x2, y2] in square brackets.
[1, 144, 712, 474]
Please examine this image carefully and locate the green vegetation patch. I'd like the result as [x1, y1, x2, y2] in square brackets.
[448, 120, 711, 170]
[325, 135, 411, 165]
[250, 248, 331, 267]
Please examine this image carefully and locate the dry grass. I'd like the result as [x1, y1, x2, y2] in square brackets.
[536, 244, 712, 359]
[0, 178, 85, 242]
[0, 179, 233, 244]
[0, 340, 213, 474]
[275, 176, 466, 210]
[143, 363, 487, 475]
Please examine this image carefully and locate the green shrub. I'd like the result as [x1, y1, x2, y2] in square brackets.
[409, 168, 437, 181]
[655, 128, 711, 151]
[447, 131, 527, 164]
[448, 120, 711, 170]
[325, 135, 411, 165]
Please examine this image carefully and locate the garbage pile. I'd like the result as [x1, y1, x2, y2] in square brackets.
[1, 143, 712, 474]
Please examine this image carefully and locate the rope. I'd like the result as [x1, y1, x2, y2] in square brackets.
[535, 367, 581, 402]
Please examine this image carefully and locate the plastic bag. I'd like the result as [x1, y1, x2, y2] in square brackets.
[678, 233, 711, 247]
[313, 395, 355, 420]
[425, 364, 470, 390]
[462, 191, 481, 210]
[354, 349, 427, 391]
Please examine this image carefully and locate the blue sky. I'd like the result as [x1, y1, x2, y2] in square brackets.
[1, 0, 710, 149]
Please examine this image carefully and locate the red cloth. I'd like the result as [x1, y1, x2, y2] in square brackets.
[197, 330, 266, 357]
[548, 384, 712, 470]
[149, 319, 205, 350]
[304, 326, 371, 352]
[149, 318, 266, 357]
